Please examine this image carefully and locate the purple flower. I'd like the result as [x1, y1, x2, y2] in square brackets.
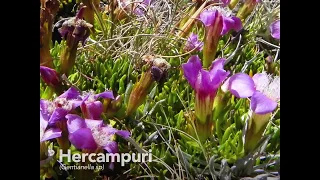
[222, 72, 279, 154]
[74, 90, 114, 120]
[40, 110, 62, 142]
[222, 72, 280, 114]
[183, 55, 229, 96]
[66, 114, 130, 152]
[200, 8, 242, 36]
[134, 0, 151, 16]
[40, 87, 81, 124]
[119, 0, 151, 16]
[221, 0, 231, 6]
[199, 8, 242, 67]
[184, 33, 203, 52]
[270, 20, 280, 40]
[182, 55, 229, 140]
[40, 66, 60, 87]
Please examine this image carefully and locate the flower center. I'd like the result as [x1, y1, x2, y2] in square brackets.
[210, 6, 232, 17]
[82, 90, 96, 103]
[255, 73, 280, 102]
[47, 98, 73, 114]
[86, 95, 96, 103]
[91, 126, 113, 147]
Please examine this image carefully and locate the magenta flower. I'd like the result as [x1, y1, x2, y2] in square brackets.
[199, 8, 242, 67]
[66, 114, 130, 152]
[40, 66, 60, 87]
[182, 55, 229, 140]
[74, 90, 114, 120]
[270, 20, 280, 40]
[134, 0, 151, 16]
[200, 8, 242, 36]
[58, 7, 92, 46]
[40, 110, 62, 142]
[40, 87, 81, 124]
[222, 72, 279, 153]
[119, 0, 151, 16]
[184, 33, 203, 52]
[221, 0, 231, 6]
[222, 72, 280, 114]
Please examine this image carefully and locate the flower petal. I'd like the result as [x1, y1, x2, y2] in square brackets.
[48, 108, 68, 124]
[200, 9, 218, 27]
[86, 101, 104, 120]
[95, 91, 114, 100]
[66, 114, 87, 133]
[40, 111, 49, 130]
[185, 33, 203, 52]
[84, 119, 104, 130]
[221, 77, 230, 93]
[182, 55, 202, 89]
[59, 87, 80, 99]
[222, 0, 231, 5]
[134, 7, 145, 16]
[210, 58, 230, 89]
[252, 72, 270, 92]
[209, 58, 226, 76]
[40, 99, 49, 113]
[270, 20, 280, 40]
[221, 0, 231, 6]
[142, 0, 151, 5]
[70, 100, 82, 109]
[116, 130, 131, 138]
[69, 128, 97, 150]
[250, 91, 278, 114]
[221, 16, 242, 36]
[41, 128, 62, 142]
[103, 141, 119, 153]
[228, 73, 255, 98]
[40, 66, 60, 86]
[195, 69, 215, 95]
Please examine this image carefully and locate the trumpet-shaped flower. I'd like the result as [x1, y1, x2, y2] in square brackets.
[182, 55, 229, 140]
[222, 72, 280, 114]
[199, 8, 242, 67]
[66, 114, 130, 152]
[222, 72, 280, 153]
[58, 6, 93, 75]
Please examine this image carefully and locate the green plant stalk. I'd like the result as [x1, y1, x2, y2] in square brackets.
[60, 43, 78, 75]
[244, 112, 271, 154]
[193, 92, 216, 141]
